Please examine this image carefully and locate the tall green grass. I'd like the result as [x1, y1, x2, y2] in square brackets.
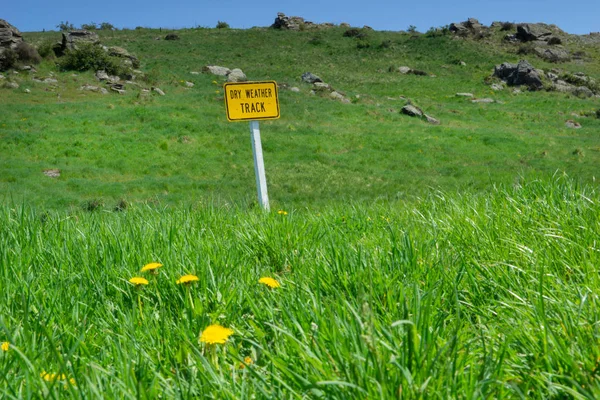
[1, 176, 598, 398]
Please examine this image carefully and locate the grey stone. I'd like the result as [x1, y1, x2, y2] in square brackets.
[62, 30, 100, 51]
[565, 120, 581, 129]
[290, 87, 300, 92]
[573, 86, 594, 98]
[516, 24, 552, 42]
[110, 83, 126, 94]
[43, 78, 58, 84]
[491, 83, 504, 91]
[313, 82, 331, 90]
[43, 169, 60, 178]
[184, 81, 194, 88]
[0, 74, 4, 79]
[398, 66, 412, 74]
[401, 105, 423, 117]
[227, 68, 247, 82]
[493, 60, 543, 90]
[459, 61, 467, 66]
[472, 98, 495, 103]
[330, 91, 350, 103]
[190, 71, 200, 75]
[0, 19, 23, 50]
[107, 46, 139, 68]
[424, 114, 440, 125]
[4, 81, 19, 89]
[301, 72, 322, 84]
[535, 47, 570, 63]
[456, 93, 474, 97]
[203, 65, 231, 76]
[152, 87, 165, 96]
[24, 88, 30, 93]
[96, 70, 109, 81]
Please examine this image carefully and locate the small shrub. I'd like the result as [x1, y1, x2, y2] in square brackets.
[37, 40, 56, 59]
[356, 39, 371, 49]
[216, 21, 230, 29]
[164, 33, 180, 40]
[82, 199, 103, 212]
[81, 22, 97, 30]
[0, 48, 18, 71]
[500, 22, 514, 31]
[114, 199, 128, 212]
[56, 21, 75, 31]
[99, 22, 116, 30]
[15, 42, 41, 65]
[426, 25, 450, 38]
[57, 42, 126, 76]
[516, 43, 535, 55]
[343, 28, 362, 38]
[378, 40, 392, 49]
[407, 25, 417, 34]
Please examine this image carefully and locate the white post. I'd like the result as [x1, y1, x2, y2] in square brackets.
[249, 121, 270, 211]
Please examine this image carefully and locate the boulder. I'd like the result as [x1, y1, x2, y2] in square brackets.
[472, 98, 495, 103]
[450, 18, 483, 35]
[424, 114, 440, 125]
[534, 47, 570, 63]
[516, 24, 552, 42]
[62, 30, 100, 51]
[0, 19, 23, 50]
[107, 46, 140, 68]
[184, 81, 194, 87]
[152, 87, 165, 96]
[573, 86, 594, 98]
[43, 169, 61, 178]
[329, 91, 350, 103]
[3, 81, 19, 89]
[203, 65, 231, 76]
[401, 105, 423, 117]
[227, 68, 247, 82]
[456, 93, 474, 98]
[565, 120, 581, 129]
[493, 60, 543, 90]
[301, 72, 322, 84]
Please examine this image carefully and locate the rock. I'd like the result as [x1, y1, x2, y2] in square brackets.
[459, 61, 467, 66]
[62, 30, 100, 51]
[107, 46, 140, 68]
[20, 65, 35, 72]
[330, 91, 350, 103]
[490, 83, 504, 91]
[110, 83, 126, 94]
[565, 120, 581, 129]
[152, 87, 165, 96]
[456, 93, 474, 98]
[0, 19, 24, 50]
[190, 71, 200, 75]
[203, 65, 231, 76]
[424, 114, 440, 125]
[96, 70, 109, 81]
[450, 18, 483, 35]
[43, 78, 58, 84]
[340, 23, 350, 28]
[164, 33, 180, 40]
[80, 84, 108, 94]
[301, 72, 322, 84]
[184, 81, 194, 87]
[516, 24, 552, 42]
[398, 66, 411, 74]
[573, 86, 594, 98]
[512, 88, 522, 94]
[313, 82, 331, 90]
[0, 73, 4, 79]
[290, 87, 300, 92]
[472, 98, 495, 103]
[552, 81, 574, 92]
[534, 47, 570, 63]
[493, 60, 543, 90]
[43, 169, 60, 178]
[4, 81, 19, 89]
[227, 68, 247, 82]
[271, 12, 333, 31]
[401, 105, 423, 117]
[24, 88, 30, 93]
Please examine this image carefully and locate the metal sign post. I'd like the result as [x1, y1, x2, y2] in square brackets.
[249, 121, 269, 211]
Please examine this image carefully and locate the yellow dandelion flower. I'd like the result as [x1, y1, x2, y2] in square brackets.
[129, 277, 148, 286]
[277, 210, 288, 215]
[239, 356, 253, 369]
[141, 262, 163, 273]
[176, 274, 199, 285]
[1, 341, 9, 351]
[199, 324, 234, 344]
[212, 80, 218, 84]
[259, 277, 280, 288]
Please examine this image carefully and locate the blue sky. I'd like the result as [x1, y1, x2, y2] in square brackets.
[4, 0, 599, 34]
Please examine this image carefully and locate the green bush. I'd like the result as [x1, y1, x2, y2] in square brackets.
[37, 40, 56, 59]
[99, 22, 116, 30]
[81, 22, 97, 30]
[56, 21, 75, 31]
[216, 21, 230, 29]
[57, 42, 127, 76]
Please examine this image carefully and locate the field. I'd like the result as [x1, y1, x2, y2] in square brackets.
[1, 22, 600, 398]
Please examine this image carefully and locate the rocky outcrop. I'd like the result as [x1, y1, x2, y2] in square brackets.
[533, 47, 570, 63]
[516, 24, 552, 42]
[450, 18, 484, 35]
[107, 46, 140, 68]
[401, 105, 440, 124]
[271, 12, 334, 30]
[53, 30, 100, 57]
[493, 60, 543, 90]
[301, 72, 322, 84]
[0, 19, 23, 50]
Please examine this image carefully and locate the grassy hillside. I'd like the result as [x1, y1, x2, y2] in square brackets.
[1, 177, 599, 398]
[1, 26, 599, 210]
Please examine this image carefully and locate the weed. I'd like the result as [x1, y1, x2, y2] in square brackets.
[216, 21, 230, 29]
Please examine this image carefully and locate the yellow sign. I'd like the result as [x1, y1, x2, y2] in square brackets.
[224, 81, 280, 121]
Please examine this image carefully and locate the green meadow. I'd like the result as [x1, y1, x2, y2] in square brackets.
[1, 23, 600, 398]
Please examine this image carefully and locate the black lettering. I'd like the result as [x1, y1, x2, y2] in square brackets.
[260, 102, 265, 112]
